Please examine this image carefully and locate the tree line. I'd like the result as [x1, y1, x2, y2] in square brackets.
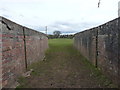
[48, 30, 74, 39]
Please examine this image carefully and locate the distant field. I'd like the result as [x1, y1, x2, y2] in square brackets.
[49, 39, 73, 47]
[48, 39, 73, 52]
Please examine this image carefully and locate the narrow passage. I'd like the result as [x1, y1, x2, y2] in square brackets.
[17, 39, 115, 88]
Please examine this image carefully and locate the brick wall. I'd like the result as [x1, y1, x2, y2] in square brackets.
[74, 18, 120, 87]
[0, 16, 48, 88]
[0, 16, 2, 88]
[24, 27, 48, 66]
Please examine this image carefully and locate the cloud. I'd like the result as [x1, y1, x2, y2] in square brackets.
[0, 0, 119, 35]
[47, 21, 100, 34]
[0, 0, 42, 3]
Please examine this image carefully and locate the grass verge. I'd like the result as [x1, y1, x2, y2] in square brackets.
[16, 39, 117, 88]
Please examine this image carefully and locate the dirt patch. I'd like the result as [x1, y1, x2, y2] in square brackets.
[16, 39, 116, 88]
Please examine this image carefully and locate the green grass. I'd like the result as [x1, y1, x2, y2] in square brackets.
[48, 39, 73, 51]
[16, 39, 117, 88]
[81, 57, 116, 87]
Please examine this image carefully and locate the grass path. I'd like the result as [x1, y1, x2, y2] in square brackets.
[17, 39, 115, 88]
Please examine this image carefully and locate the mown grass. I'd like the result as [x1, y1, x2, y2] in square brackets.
[16, 39, 117, 88]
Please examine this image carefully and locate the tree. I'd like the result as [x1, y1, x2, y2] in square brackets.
[53, 31, 61, 38]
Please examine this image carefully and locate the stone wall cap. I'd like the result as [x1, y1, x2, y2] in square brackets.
[0, 16, 2, 21]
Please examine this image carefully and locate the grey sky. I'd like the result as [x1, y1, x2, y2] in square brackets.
[0, 0, 119, 34]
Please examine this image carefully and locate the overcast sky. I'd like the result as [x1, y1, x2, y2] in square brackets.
[0, 0, 119, 34]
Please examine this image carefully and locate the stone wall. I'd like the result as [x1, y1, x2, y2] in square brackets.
[74, 29, 97, 66]
[118, 16, 120, 88]
[74, 18, 120, 87]
[0, 16, 48, 88]
[24, 27, 48, 66]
